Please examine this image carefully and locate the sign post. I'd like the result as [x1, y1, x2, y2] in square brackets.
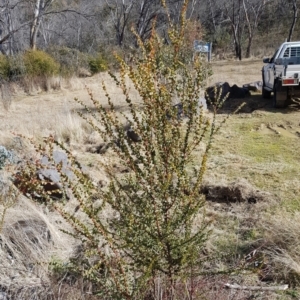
[193, 40, 212, 62]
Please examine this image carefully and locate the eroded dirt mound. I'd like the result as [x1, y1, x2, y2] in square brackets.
[201, 178, 272, 203]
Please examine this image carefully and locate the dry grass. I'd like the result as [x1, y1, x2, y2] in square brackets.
[262, 210, 300, 285]
[20, 76, 61, 95]
[209, 59, 264, 86]
[0, 190, 79, 296]
[0, 82, 14, 110]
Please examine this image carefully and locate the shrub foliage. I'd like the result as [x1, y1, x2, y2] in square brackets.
[88, 53, 108, 74]
[23, 50, 59, 77]
[0, 55, 11, 80]
[14, 0, 230, 299]
[47, 46, 90, 77]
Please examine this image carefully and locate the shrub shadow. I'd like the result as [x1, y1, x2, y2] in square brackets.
[74, 102, 144, 116]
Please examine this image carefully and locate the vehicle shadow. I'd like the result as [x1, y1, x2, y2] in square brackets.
[212, 93, 300, 114]
[74, 93, 300, 117]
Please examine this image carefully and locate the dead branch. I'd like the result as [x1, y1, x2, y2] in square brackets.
[224, 283, 288, 291]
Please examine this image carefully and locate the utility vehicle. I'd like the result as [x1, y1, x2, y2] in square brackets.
[262, 41, 300, 107]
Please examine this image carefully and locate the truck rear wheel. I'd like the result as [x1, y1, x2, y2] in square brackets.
[262, 87, 271, 99]
[273, 81, 288, 108]
[262, 73, 271, 98]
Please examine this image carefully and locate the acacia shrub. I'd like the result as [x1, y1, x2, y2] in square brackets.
[88, 53, 108, 74]
[13, 0, 231, 298]
[62, 0, 227, 298]
[23, 50, 59, 77]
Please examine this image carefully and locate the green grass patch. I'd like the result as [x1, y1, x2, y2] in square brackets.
[206, 116, 300, 205]
[239, 132, 297, 163]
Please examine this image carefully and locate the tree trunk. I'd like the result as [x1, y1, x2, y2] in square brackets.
[232, 23, 242, 60]
[227, 0, 243, 60]
[243, 0, 252, 58]
[208, 0, 216, 32]
[287, 0, 298, 42]
[6, 11, 14, 55]
[30, 0, 42, 49]
[235, 42, 242, 60]
[0, 29, 6, 55]
[246, 34, 252, 58]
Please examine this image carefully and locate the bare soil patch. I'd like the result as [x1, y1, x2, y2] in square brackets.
[202, 178, 272, 204]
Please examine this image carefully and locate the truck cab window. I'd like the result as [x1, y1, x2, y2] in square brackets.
[283, 48, 290, 57]
[270, 49, 279, 63]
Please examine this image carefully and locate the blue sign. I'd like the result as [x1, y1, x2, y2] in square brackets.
[194, 41, 210, 53]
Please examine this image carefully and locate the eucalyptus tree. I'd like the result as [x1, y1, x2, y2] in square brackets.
[242, 0, 271, 58]
[104, 0, 135, 46]
[286, 0, 299, 42]
[0, 0, 30, 55]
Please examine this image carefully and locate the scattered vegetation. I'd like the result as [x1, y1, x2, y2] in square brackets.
[47, 46, 90, 77]
[1, 0, 300, 299]
[11, 0, 237, 298]
[0, 55, 11, 80]
[23, 50, 59, 77]
[88, 53, 108, 74]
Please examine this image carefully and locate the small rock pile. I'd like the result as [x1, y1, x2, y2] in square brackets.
[205, 81, 262, 104]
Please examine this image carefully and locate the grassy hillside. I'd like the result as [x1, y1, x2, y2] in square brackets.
[0, 56, 300, 299]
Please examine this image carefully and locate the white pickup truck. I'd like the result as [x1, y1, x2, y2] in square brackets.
[262, 41, 300, 107]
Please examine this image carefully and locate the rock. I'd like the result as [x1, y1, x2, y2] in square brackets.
[167, 100, 207, 120]
[37, 151, 73, 199]
[77, 67, 92, 77]
[127, 128, 142, 142]
[229, 84, 251, 99]
[14, 151, 73, 200]
[0, 146, 15, 170]
[0, 292, 7, 300]
[205, 82, 231, 103]
[243, 81, 263, 92]
[36, 170, 65, 199]
[121, 123, 142, 143]
[86, 142, 110, 154]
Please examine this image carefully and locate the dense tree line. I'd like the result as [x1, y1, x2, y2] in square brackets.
[0, 0, 299, 60]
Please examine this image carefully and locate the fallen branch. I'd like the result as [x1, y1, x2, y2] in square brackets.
[224, 283, 288, 291]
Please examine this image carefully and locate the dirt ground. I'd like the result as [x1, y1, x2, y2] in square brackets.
[1, 56, 299, 240]
[0, 59, 282, 141]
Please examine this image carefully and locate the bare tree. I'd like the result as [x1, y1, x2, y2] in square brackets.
[223, 0, 244, 60]
[30, 0, 55, 49]
[134, 0, 162, 43]
[105, 0, 134, 46]
[0, 0, 32, 55]
[242, 0, 271, 58]
[208, 0, 217, 32]
[287, 0, 298, 41]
